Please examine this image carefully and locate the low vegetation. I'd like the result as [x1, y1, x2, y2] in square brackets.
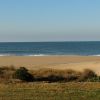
[13, 67, 34, 82]
[0, 66, 100, 100]
[0, 82, 100, 100]
[0, 66, 100, 83]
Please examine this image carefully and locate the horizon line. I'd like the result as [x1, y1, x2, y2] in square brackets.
[0, 40, 100, 43]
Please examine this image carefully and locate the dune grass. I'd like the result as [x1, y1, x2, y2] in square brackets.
[0, 66, 100, 83]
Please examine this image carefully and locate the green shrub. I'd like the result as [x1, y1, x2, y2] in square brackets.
[13, 67, 34, 82]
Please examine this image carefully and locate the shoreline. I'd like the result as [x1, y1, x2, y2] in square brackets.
[0, 54, 100, 57]
[0, 55, 100, 75]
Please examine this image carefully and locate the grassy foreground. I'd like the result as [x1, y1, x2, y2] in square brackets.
[0, 82, 100, 100]
[0, 66, 100, 100]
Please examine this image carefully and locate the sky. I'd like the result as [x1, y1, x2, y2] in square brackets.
[0, 0, 100, 42]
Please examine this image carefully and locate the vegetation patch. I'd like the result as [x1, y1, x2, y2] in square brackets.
[13, 67, 34, 82]
[0, 66, 100, 83]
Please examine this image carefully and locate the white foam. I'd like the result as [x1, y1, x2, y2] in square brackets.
[0, 54, 48, 56]
[27, 54, 49, 56]
[91, 55, 100, 56]
[0, 54, 11, 56]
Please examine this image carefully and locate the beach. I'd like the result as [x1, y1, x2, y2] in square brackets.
[0, 56, 100, 75]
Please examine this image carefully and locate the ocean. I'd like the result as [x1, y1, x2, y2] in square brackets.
[0, 42, 100, 56]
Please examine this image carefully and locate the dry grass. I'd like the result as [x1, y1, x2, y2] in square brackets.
[31, 69, 81, 82]
[0, 66, 16, 83]
[78, 69, 97, 81]
[0, 66, 100, 99]
[0, 66, 99, 83]
[0, 82, 100, 100]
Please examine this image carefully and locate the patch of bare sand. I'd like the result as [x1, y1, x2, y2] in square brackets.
[0, 56, 100, 75]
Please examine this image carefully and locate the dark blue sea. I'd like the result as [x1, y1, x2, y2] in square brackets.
[0, 42, 100, 56]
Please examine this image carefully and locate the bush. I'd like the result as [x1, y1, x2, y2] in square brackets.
[45, 74, 64, 82]
[64, 74, 78, 82]
[62, 70, 81, 82]
[0, 68, 4, 77]
[13, 67, 34, 82]
[32, 69, 80, 82]
[78, 69, 97, 81]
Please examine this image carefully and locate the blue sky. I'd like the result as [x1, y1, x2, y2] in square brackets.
[0, 0, 100, 42]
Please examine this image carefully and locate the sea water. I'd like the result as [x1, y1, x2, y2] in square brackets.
[0, 42, 100, 56]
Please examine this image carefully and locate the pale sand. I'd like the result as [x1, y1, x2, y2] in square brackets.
[0, 56, 100, 75]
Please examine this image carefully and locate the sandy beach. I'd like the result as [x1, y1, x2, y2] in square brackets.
[0, 56, 100, 75]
